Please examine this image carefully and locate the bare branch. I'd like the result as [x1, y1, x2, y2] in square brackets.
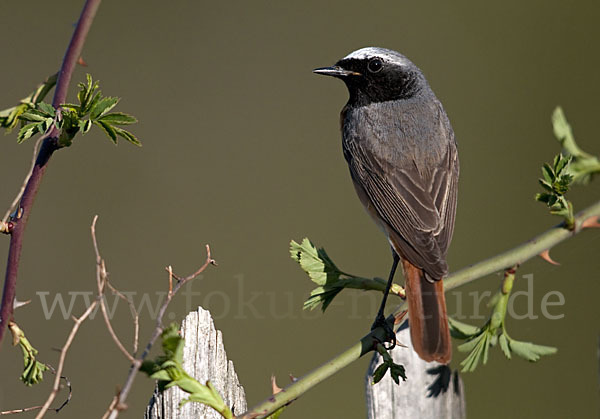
[35, 298, 99, 418]
[103, 244, 215, 419]
[104, 280, 140, 354]
[91, 216, 135, 363]
[1, 405, 46, 415]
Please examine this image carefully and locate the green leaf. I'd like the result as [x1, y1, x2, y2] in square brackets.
[17, 123, 40, 143]
[498, 333, 511, 359]
[8, 323, 49, 386]
[77, 74, 101, 115]
[290, 238, 342, 287]
[37, 102, 55, 116]
[541, 163, 554, 183]
[389, 363, 407, 384]
[302, 286, 343, 311]
[371, 344, 406, 385]
[508, 339, 557, 362]
[98, 112, 137, 125]
[372, 363, 388, 384]
[94, 120, 118, 144]
[1, 103, 30, 130]
[536, 154, 576, 225]
[482, 332, 491, 365]
[552, 107, 589, 158]
[457, 330, 486, 354]
[555, 154, 571, 175]
[555, 174, 573, 194]
[537, 179, 553, 192]
[79, 119, 93, 134]
[1, 74, 57, 131]
[19, 109, 48, 122]
[291, 238, 351, 312]
[551, 107, 600, 184]
[149, 369, 172, 382]
[448, 317, 481, 339]
[458, 332, 488, 372]
[41, 117, 54, 133]
[87, 91, 102, 117]
[77, 76, 90, 110]
[113, 126, 141, 146]
[90, 96, 119, 120]
[535, 192, 552, 204]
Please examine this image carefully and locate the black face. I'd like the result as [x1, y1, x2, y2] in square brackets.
[335, 57, 423, 107]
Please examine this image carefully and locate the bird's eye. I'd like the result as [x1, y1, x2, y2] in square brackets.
[367, 58, 383, 73]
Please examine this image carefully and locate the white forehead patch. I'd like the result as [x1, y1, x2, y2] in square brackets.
[342, 47, 411, 67]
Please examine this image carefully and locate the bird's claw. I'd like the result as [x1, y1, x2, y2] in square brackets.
[371, 314, 396, 350]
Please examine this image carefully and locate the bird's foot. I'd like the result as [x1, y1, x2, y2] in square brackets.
[370, 313, 396, 350]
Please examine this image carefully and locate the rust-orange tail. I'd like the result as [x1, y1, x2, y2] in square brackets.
[403, 259, 451, 364]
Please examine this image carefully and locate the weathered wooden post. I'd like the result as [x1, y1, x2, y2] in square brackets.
[145, 307, 246, 419]
[146, 309, 464, 418]
[366, 324, 466, 418]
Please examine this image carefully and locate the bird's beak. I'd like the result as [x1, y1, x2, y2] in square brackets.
[313, 66, 361, 77]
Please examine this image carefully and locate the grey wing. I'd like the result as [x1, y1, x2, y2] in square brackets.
[432, 141, 459, 256]
[344, 129, 458, 280]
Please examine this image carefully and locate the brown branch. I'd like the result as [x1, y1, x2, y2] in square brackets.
[91, 216, 136, 363]
[0, 0, 103, 348]
[103, 244, 215, 419]
[104, 280, 140, 354]
[1, 406, 46, 416]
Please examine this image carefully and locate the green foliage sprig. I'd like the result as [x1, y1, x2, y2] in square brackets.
[2, 74, 140, 147]
[140, 323, 233, 418]
[536, 107, 600, 228]
[371, 343, 406, 385]
[17, 101, 59, 144]
[0, 73, 57, 132]
[292, 238, 559, 374]
[449, 269, 556, 372]
[535, 153, 575, 228]
[290, 238, 403, 312]
[59, 74, 140, 146]
[8, 321, 49, 386]
[551, 106, 600, 184]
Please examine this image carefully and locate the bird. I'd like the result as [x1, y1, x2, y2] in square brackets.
[313, 47, 459, 364]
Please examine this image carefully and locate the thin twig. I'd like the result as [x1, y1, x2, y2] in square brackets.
[104, 280, 140, 354]
[1, 136, 44, 226]
[91, 216, 135, 363]
[103, 244, 215, 419]
[167, 265, 173, 298]
[35, 298, 100, 418]
[102, 397, 119, 419]
[1, 406, 46, 415]
[0, 0, 103, 348]
[239, 198, 600, 419]
[43, 365, 72, 414]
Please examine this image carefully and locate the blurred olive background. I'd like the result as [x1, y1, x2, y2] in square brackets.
[1, 1, 599, 418]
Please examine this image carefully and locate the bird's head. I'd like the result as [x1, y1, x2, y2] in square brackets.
[313, 47, 429, 106]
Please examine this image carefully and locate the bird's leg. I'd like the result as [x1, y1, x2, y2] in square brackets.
[371, 252, 400, 350]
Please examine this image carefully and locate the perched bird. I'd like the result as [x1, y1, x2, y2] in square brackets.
[314, 47, 459, 363]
